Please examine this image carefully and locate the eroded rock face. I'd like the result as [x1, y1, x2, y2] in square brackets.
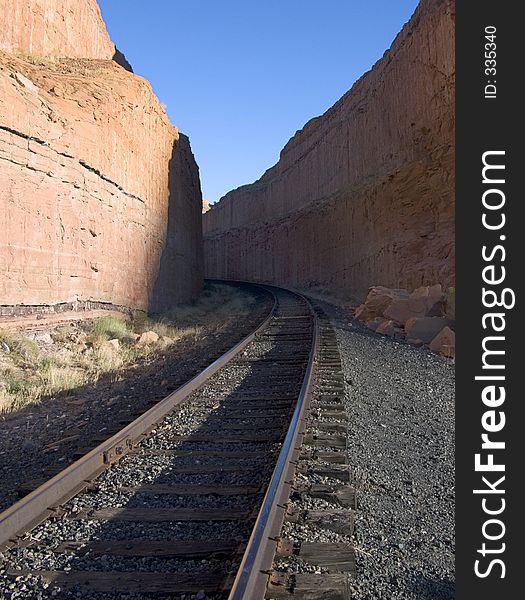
[0, 0, 115, 60]
[203, 0, 455, 298]
[0, 2, 203, 313]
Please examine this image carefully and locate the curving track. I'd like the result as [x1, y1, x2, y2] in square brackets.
[0, 284, 354, 599]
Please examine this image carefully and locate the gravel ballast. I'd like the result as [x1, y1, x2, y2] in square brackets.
[0, 288, 311, 600]
[320, 299, 455, 599]
[0, 290, 454, 599]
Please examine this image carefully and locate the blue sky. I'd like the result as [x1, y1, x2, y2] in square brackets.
[98, 0, 419, 203]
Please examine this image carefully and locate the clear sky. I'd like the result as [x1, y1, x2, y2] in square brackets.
[98, 0, 419, 204]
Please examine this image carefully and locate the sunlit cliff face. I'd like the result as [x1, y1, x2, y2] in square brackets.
[0, 0, 203, 312]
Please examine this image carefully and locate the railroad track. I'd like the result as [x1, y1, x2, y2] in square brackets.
[0, 284, 355, 599]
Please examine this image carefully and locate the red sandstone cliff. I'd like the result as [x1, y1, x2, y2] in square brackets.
[0, 0, 114, 60]
[0, 1, 203, 313]
[203, 0, 455, 298]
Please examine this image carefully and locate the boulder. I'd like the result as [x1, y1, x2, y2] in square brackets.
[412, 284, 445, 317]
[32, 331, 54, 346]
[407, 338, 424, 348]
[384, 284, 445, 326]
[159, 335, 175, 347]
[376, 320, 396, 337]
[429, 326, 455, 358]
[405, 317, 451, 345]
[393, 327, 406, 341]
[383, 299, 419, 326]
[135, 331, 159, 346]
[104, 338, 120, 350]
[354, 287, 409, 322]
[365, 318, 385, 332]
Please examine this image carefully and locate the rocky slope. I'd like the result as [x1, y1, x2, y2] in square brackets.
[203, 0, 454, 298]
[0, 0, 203, 314]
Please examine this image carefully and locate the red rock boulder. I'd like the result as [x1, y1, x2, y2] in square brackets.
[135, 331, 159, 347]
[405, 317, 451, 345]
[365, 318, 385, 332]
[429, 326, 455, 358]
[407, 338, 424, 348]
[375, 319, 396, 336]
[384, 284, 445, 326]
[354, 287, 409, 322]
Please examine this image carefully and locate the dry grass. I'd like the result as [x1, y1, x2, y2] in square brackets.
[0, 329, 87, 413]
[0, 284, 251, 415]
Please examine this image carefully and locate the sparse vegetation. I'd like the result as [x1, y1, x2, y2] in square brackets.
[0, 284, 253, 414]
[92, 316, 131, 340]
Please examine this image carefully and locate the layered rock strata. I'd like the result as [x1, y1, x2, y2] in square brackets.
[0, 0, 115, 60]
[203, 0, 455, 298]
[1, 1, 203, 313]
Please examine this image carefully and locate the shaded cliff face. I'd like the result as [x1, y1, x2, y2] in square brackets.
[203, 0, 455, 298]
[150, 134, 204, 312]
[0, 4, 203, 312]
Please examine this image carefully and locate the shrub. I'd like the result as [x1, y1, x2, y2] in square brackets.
[91, 316, 131, 341]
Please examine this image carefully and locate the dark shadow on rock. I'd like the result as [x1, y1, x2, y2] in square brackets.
[149, 134, 204, 313]
[112, 46, 133, 72]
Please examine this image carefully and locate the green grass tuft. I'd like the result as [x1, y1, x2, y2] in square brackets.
[91, 316, 131, 340]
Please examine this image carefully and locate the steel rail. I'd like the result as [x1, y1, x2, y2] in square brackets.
[228, 290, 320, 600]
[0, 284, 277, 549]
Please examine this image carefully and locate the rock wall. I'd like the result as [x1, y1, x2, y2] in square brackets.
[0, 4, 203, 313]
[203, 0, 455, 299]
[0, 0, 114, 60]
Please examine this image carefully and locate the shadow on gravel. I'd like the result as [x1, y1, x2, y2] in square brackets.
[23, 312, 309, 597]
[410, 575, 455, 599]
[0, 287, 272, 511]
